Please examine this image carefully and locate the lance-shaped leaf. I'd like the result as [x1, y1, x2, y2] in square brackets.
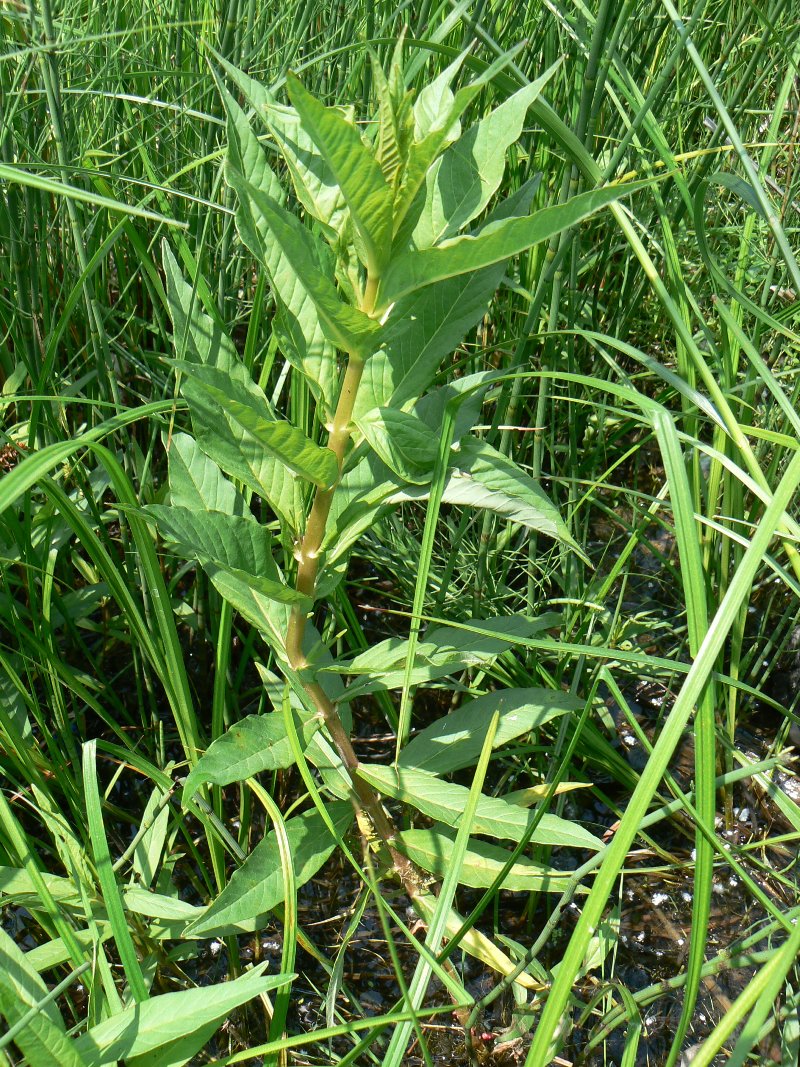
[166, 432, 244, 515]
[228, 171, 381, 357]
[381, 178, 653, 307]
[214, 55, 348, 234]
[144, 504, 304, 610]
[360, 765, 602, 850]
[185, 804, 353, 936]
[218, 79, 338, 411]
[174, 361, 338, 488]
[354, 176, 541, 418]
[163, 245, 304, 530]
[74, 965, 292, 1066]
[287, 74, 393, 275]
[399, 685, 579, 775]
[400, 826, 578, 893]
[413, 62, 560, 248]
[183, 712, 320, 802]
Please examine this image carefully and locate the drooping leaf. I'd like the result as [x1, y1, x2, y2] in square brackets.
[185, 804, 353, 936]
[412, 892, 541, 991]
[381, 179, 653, 306]
[145, 505, 282, 580]
[325, 615, 555, 700]
[399, 685, 580, 775]
[166, 432, 245, 515]
[182, 712, 320, 803]
[74, 965, 292, 1066]
[359, 765, 602, 850]
[162, 245, 305, 531]
[287, 74, 393, 275]
[413, 63, 560, 248]
[174, 361, 338, 488]
[400, 826, 578, 893]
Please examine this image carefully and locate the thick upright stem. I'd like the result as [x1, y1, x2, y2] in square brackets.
[283, 274, 425, 895]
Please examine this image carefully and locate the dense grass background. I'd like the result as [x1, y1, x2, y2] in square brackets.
[2, 0, 800, 1063]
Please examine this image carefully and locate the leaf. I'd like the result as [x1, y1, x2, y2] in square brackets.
[353, 176, 542, 419]
[225, 166, 381, 357]
[185, 804, 353, 936]
[380, 179, 654, 306]
[287, 74, 393, 275]
[132, 785, 171, 889]
[412, 892, 541, 991]
[0, 929, 86, 1067]
[146, 504, 280, 579]
[175, 361, 338, 488]
[182, 712, 320, 803]
[166, 432, 245, 515]
[325, 615, 552, 700]
[400, 826, 578, 893]
[355, 407, 438, 483]
[74, 964, 292, 1066]
[358, 765, 602, 850]
[413, 63, 560, 248]
[215, 77, 338, 411]
[399, 686, 580, 775]
[162, 244, 304, 531]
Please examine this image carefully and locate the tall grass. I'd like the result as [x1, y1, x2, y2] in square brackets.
[2, 0, 800, 1064]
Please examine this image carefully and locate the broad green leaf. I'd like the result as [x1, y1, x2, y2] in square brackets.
[0, 866, 81, 907]
[355, 407, 438, 483]
[412, 893, 542, 990]
[359, 765, 602, 850]
[182, 712, 320, 802]
[0, 929, 85, 1067]
[414, 63, 560, 248]
[162, 245, 304, 530]
[185, 804, 352, 936]
[287, 74, 393, 275]
[394, 436, 584, 553]
[400, 826, 578, 893]
[381, 179, 653, 306]
[217, 79, 338, 411]
[225, 169, 381, 357]
[214, 54, 349, 236]
[370, 50, 414, 189]
[399, 686, 580, 775]
[200, 563, 297, 652]
[145, 505, 282, 580]
[353, 176, 542, 418]
[166, 432, 244, 515]
[124, 889, 203, 924]
[74, 964, 292, 1066]
[175, 361, 338, 488]
[325, 615, 551, 700]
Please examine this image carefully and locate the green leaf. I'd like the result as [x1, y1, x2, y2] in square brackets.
[327, 616, 556, 700]
[287, 74, 393, 274]
[166, 432, 244, 515]
[0, 929, 86, 1067]
[353, 176, 542, 418]
[225, 166, 381, 357]
[413, 63, 560, 248]
[216, 77, 338, 411]
[74, 965, 292, 1066]
[451, 436, 582, 550]
[399, 686, 580, 775]
[400, 827, 578, 893]
[185, 804, 353, 936]
[381, 179, 654, 306]
[162, 245, 304, 530]
[182, 712, 320, 802]
[359, 765, 602, 850]
[175, 361, 338, 488]
[146, 504, 281, 578]
[355, 407, 438, 483]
